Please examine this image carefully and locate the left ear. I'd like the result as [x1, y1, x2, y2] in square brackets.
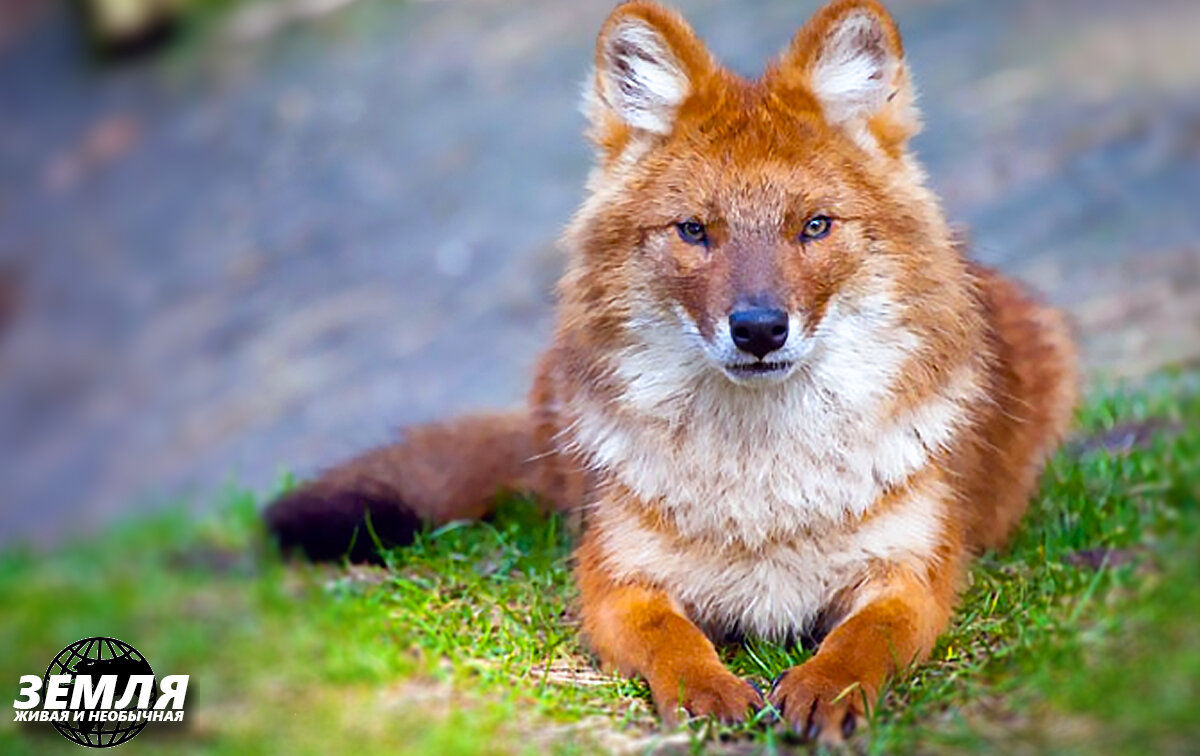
[774, 0, 919, 154]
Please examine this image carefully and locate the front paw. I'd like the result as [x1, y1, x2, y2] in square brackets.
[767, 660, 873, 745]
[651, 666, 764, 727]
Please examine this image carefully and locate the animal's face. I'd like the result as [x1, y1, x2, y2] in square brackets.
[568, 0, 956, 392]
[611, 115, 907, 387]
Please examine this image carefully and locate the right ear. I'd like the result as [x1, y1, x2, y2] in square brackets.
[584, 1, 714, 157]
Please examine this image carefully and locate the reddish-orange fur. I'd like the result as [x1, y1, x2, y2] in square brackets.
[265, 0, 1078, 743]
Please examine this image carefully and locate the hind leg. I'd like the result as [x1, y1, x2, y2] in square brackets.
[963, 266, 1079, 551]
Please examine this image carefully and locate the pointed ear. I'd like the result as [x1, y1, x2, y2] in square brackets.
[584, 1, 714, 156]
[775, 0, 919, 153]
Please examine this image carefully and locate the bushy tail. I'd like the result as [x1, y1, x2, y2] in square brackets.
[264, 410, 549, 563]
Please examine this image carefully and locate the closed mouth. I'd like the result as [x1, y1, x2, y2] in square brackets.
[726, 360, 793, 376]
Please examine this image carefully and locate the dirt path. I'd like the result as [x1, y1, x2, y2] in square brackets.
[0, 0, 1197, 544]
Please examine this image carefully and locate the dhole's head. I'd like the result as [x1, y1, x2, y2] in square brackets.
[565, 0, 974, 402]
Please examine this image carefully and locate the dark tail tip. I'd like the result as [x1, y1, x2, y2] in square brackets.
[263, 488, 422, 564]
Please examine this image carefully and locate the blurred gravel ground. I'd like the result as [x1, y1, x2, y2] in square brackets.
[0, 0, 1197, 544]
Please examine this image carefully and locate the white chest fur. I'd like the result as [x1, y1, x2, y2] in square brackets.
[568, 347, 975, 640]
[591, 473, 948, 640]
[563, 291, 979, 639]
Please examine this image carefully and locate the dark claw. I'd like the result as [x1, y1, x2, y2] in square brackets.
[842, 710, 857, 739]
[769, 670, 788, 694]
[799, 699, 820, 741]
[747, 679, 778, 723]
[805, 718, 821, 741]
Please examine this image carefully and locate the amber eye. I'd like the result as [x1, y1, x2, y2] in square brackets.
[675, 219, 708, 246]
[800, 215, 833, 241]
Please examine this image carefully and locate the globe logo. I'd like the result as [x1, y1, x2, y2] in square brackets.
[42, 637, 156, 748]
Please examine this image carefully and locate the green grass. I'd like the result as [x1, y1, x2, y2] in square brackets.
[2, 372, 1198, 755]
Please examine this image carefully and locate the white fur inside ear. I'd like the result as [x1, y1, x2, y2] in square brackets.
[811, 12, 894, 125]
[597, 20, 689, 134]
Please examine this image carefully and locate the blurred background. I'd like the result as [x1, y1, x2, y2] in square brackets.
[1, 0, 1198, 547]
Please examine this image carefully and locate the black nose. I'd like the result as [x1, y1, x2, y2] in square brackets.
[729, 307, 789, 359]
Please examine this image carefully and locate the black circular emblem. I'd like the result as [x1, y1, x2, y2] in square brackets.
[43, 637, 156, 748]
